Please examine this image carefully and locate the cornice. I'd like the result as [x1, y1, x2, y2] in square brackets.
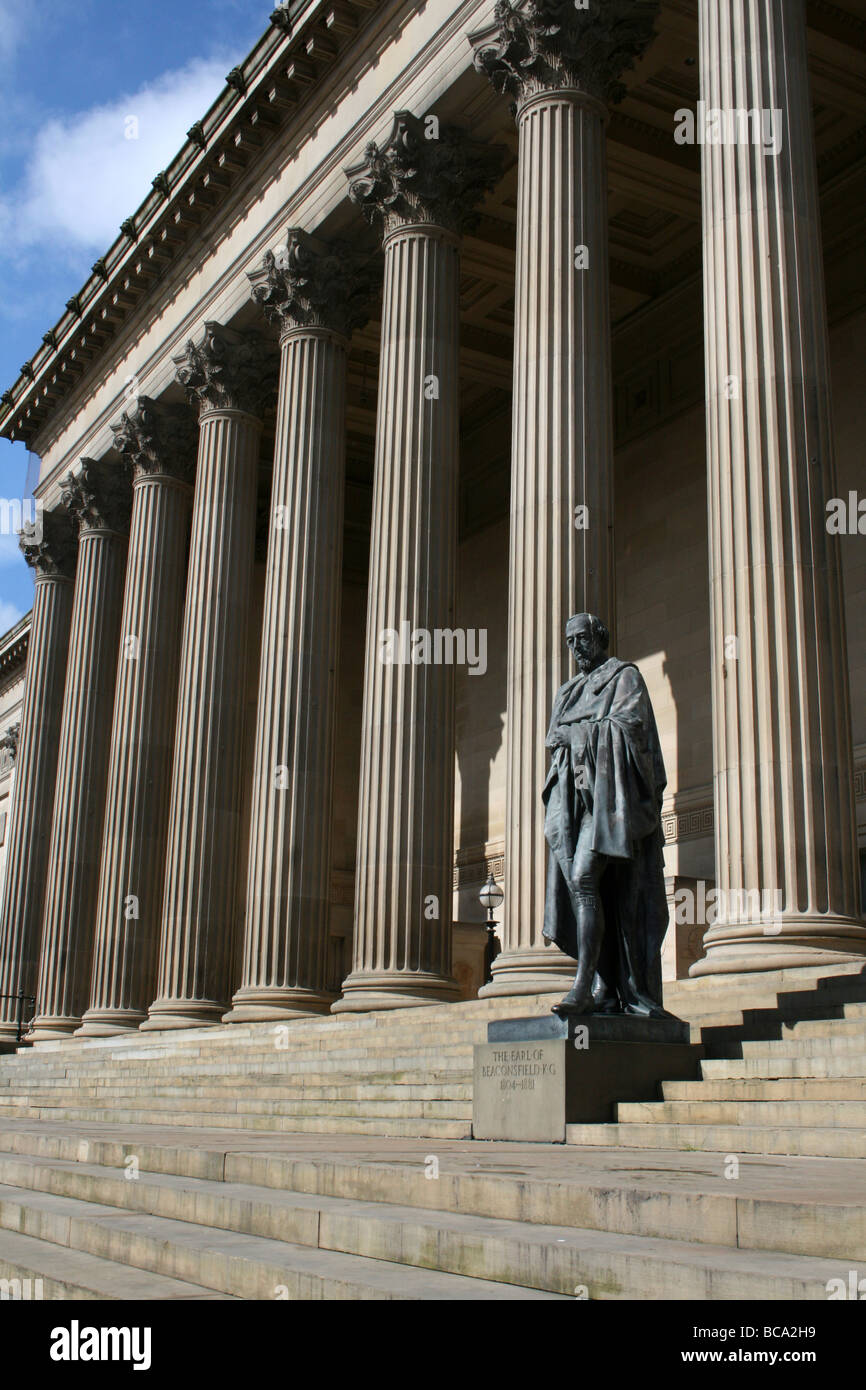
[0, 612, 31, 684]
[0, 0, 386, 449]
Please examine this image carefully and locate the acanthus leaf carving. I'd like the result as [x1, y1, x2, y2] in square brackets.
[173, 322, 278, 417]
[112, 396, 198, 484]
[61, 457, 132, 536]
[471, 0, 659, 109]
[19, 507, 76, 579]
[248, 228, 376, 339]
[345, 111, 504, 236]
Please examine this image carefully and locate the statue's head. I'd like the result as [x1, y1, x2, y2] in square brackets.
[566, 613, 609, 674]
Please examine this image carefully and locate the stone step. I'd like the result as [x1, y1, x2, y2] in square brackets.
[0, 1082, 473, 1115]
[15, 997, 558, 1053]
[0, 1226, 237, 1300]
[0, 1185, 565, 1300]
[710, 1031, 866, 1060]
[0, 1092, 472, 1119]
[663, 962, 866, 1000]
[663, 1078, 866, 1100]
[0, 1165, 848, 1300]
[695, 1000, 866, 1037]
[566, 1121, 866, 1158]
[615, 1097, 866, 1127]
[3, 1123, 862, 1265]
[0, 1045, 478, 1067]
[3, 1141, 866, 1266]
[0, 1080, 475, 1102]
[0, 1103, 472, 1137]
[0, 1047, 478, 1077]
[702, 1055, 866, 1079]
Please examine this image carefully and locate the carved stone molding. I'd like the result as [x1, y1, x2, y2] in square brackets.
[61, 457, 132, 536]
[173, 322, 278, 418]
[111, 395, 198, 484]
[345, 111, 504, 236]
[471, 0, 659, 109]
[249, 228, 375, 340]
[0, 723, 20, 765]
[19, 508, 76, 579]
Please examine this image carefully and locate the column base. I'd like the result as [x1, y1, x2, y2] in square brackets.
[690, 916, 866, 977]
[140, 998, 227, 1031]
[223, 986, 334, 1023]
[477, 947, 576, 999]
[75, 1008, 148, 1037]
[27, 1015, 82, 1042]
[331, 970, 461, 1014]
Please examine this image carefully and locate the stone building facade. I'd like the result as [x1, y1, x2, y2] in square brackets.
[0, 0, 863, 1049]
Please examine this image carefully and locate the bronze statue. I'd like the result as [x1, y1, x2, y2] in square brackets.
[543, 613, 672, 1018]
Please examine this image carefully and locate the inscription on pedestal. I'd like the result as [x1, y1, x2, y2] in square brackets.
[473, 1016, 701, 1142]
[474, 1040, 566, 1142]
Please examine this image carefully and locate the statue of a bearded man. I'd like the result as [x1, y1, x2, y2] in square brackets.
[542, 613, 672, 1018]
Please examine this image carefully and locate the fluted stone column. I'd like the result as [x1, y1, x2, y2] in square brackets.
[78, 399, 196, 1035]
[30, 462, 131, 1039]
[333, 113, 501, 1012]
[225, 232, 373, 1022]
[0, 513, 75, 1051]
[691, 0, 864, 975]
[470, 0, 659, 996]
[143, 324, 276, 1029]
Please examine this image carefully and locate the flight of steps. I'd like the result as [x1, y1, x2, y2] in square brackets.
[570, 962, 866, 1157]
[0, 1114, 861, 1299]
[0, 962, 862, 1298]
[0, 994, 562, 1139]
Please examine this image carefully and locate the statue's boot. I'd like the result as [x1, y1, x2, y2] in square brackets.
[552, 986, 594, 1017]
[590, 987, 620, 1015]
[552, 900, 603, 1016]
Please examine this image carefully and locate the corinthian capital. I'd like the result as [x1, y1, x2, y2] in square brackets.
[112, 396, 198, 484]
[61, 458, 132, 536]
[173, 323, 278, 417]
[249, 229, 376, 340]
[19, 508, 76, 579]
[471, 0, 659, 109]
[346, 111, 504, 236]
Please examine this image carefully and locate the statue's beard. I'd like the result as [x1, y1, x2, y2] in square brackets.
[576, 654, 594, 673]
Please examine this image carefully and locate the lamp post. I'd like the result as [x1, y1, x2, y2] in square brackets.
[479, 871, 504, 985]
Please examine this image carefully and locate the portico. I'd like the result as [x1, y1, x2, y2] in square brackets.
[0, 0, 863, 1048]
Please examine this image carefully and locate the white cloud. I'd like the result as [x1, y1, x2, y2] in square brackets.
[0, 599, 23, 631]
[0, 54, 232, 257]
[0, 532, 21, 568]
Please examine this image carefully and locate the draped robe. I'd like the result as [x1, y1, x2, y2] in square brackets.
[541, 656, 669, 1013]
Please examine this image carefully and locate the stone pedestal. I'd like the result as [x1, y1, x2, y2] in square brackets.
[0, 513, 75, 1051]
[693, 0, 865, 974]
[473, 1013, 700, 1142]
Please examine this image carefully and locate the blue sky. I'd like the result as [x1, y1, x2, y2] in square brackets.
[0, 0, 274, 628]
